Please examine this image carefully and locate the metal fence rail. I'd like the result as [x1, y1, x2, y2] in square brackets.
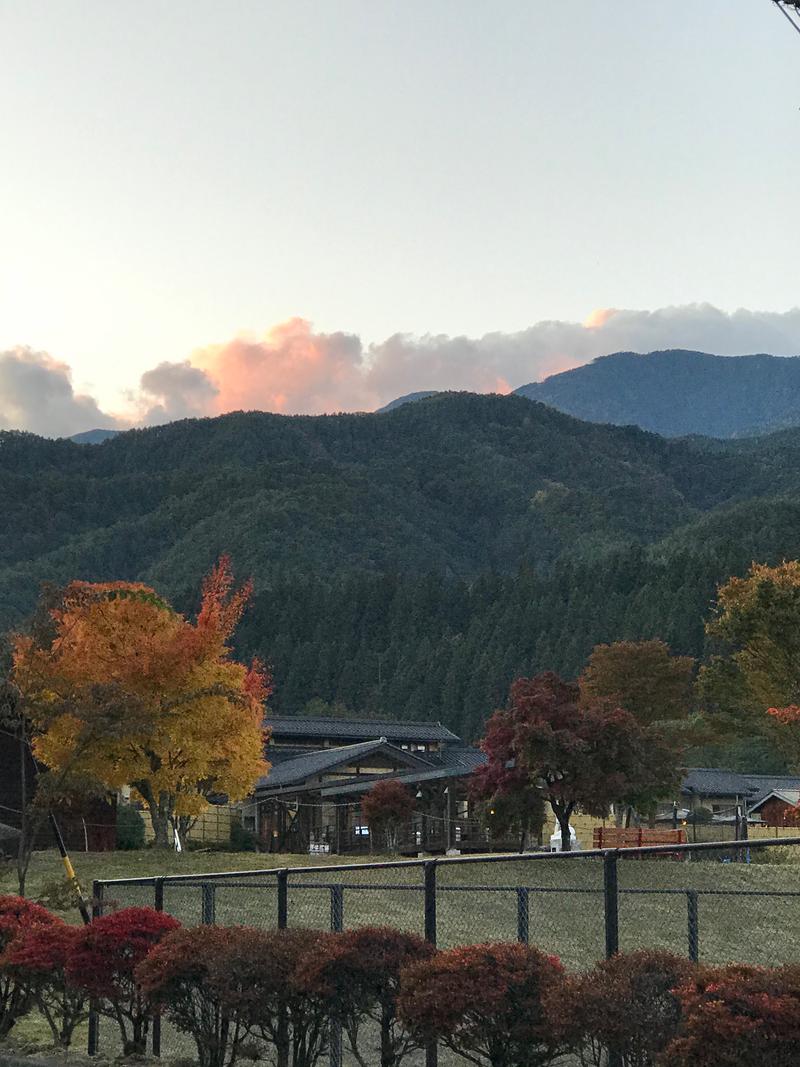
[89, 836, 800, 1064]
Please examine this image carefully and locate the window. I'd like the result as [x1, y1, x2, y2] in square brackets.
[354, 825, 370, 837]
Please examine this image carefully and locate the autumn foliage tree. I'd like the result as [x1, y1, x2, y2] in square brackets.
[0, 896, 60, 1038]
[474, 672, 679, 851]
[698, 562, 800, 772]
[580, 640, 695, 728]
[296, 926, 435, 1067]
[11, 557, 270, 848]
[66, 907, 181, 1055]
[661, 963, 800, 1067]
[397, 942, 567, 1067]
[580, 640, 695, 823]
[562, 950, 694, 1067]
[136, 925, 258, 1067]
[2, 923, 89, 1047]
[361, 780, 415, 852]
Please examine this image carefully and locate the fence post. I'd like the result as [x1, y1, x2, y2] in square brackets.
[274, 869, 290, 1067]
[686, 890, 699, 963]
[201, 883, 216, 925]
[423, 861, 438, 1067]
[87, 881, 103, 1056]
[604, 854, 623, 1067]
[424, 860, 437, 946]
[329, 886, 344, 1067]
[603, 851, 619, 958]
[516, 887, 530, 944]
[152, 879, 165, 1058]
[330, 885, 344, 932]
[277, 868, 288, 929]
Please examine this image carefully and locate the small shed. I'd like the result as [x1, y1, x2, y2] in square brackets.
[747, 789, 800, 827]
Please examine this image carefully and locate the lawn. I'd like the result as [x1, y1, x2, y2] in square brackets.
[5, 846, 800, 972]
[5, 846, 800, 1065]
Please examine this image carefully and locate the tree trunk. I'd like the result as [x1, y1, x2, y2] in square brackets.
[16, 724, 31, 896]
[555, 806, 572, 853]
[380, 1006, 393, 1067]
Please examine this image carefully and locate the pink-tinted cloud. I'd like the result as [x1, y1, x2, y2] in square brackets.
[191, 318, 373, 416]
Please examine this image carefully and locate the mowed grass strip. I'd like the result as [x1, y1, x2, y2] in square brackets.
[6, 847, 800, 971]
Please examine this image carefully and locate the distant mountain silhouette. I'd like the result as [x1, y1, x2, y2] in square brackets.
[68, 429, 122, 444]
[376, 391, 439, 413]
[516, 350, 800, 438]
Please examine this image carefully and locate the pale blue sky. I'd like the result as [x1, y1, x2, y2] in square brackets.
[1, 1, 799, 427]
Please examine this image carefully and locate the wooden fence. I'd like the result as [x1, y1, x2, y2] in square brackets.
[141, 803, 236, 845]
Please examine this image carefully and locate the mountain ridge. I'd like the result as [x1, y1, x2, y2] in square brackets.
[516, 349, 800, 438]
[7, 391, 800, 744]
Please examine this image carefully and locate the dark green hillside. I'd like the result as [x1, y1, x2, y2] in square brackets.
[0, 393, 752, 627]
[5, 392, 800, 745]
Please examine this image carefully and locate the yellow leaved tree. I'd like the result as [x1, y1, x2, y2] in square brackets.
[11, 557, 270, 849]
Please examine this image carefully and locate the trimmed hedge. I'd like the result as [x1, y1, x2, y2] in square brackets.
[4, 892, 800, 1067]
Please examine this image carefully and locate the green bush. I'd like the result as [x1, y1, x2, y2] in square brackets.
[230, 821, 257, 852]
[116, 804, 146, 851]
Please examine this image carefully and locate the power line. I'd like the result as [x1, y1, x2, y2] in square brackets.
[773, 0, 800, 37]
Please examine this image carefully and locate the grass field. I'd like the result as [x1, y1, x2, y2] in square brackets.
[5, 844, 798, 968]
[4, 846, 800, 1063]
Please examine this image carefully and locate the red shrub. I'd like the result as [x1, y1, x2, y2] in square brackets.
[362, 781, 414, 851]
[0, 896, 58, 951]
[397, 941, 567, 1067]
[66, 906, 180, 1054]
[210, 928, 334, 1067]
[2, 924, 88, 1047]
[661, 963, 800, 1067]
[0, 895, 61, 1039]
[562, 950, 695, 1067]
[296, 926, 435, 1067]
[137, 925, 258, 1067]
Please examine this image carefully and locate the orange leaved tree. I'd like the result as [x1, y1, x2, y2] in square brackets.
[11, 557, 270, 850]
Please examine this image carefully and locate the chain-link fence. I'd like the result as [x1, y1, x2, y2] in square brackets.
[90, 836, 800, 1064]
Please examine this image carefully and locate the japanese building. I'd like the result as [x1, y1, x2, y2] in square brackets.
[251, 716, 488, 854]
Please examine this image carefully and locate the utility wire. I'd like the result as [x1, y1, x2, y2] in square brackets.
[774, 0, 800, 37]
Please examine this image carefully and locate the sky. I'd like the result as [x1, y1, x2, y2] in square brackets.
[1, 1, 800, 435]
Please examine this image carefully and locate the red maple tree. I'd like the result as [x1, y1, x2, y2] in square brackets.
[473, 672, 670, 850]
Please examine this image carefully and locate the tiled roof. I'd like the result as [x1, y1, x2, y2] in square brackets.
[256, 739, 432, 794]
[745, 774, 800, 807]
[320, 748, 487, 797]
[681, 768, 756, 798]
[433, 746, 487, 770]
[266, 716, 460, 743]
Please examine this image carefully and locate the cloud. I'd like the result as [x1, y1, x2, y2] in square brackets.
[190, 318, 372, 416]
[0, 347, 119, 438]
[8, 303, 800, 435]
[139, 360, 220, 424]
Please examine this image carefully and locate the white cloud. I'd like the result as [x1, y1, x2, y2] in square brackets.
[0, 347, 119, 438]
[139, 360, 220, 424]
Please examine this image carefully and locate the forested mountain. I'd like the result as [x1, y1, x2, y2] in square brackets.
[68, 429, 121, 444]
[517, 350, 800, 438]
[375, 391, 439, 412]
[4, 391, 800, 744]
